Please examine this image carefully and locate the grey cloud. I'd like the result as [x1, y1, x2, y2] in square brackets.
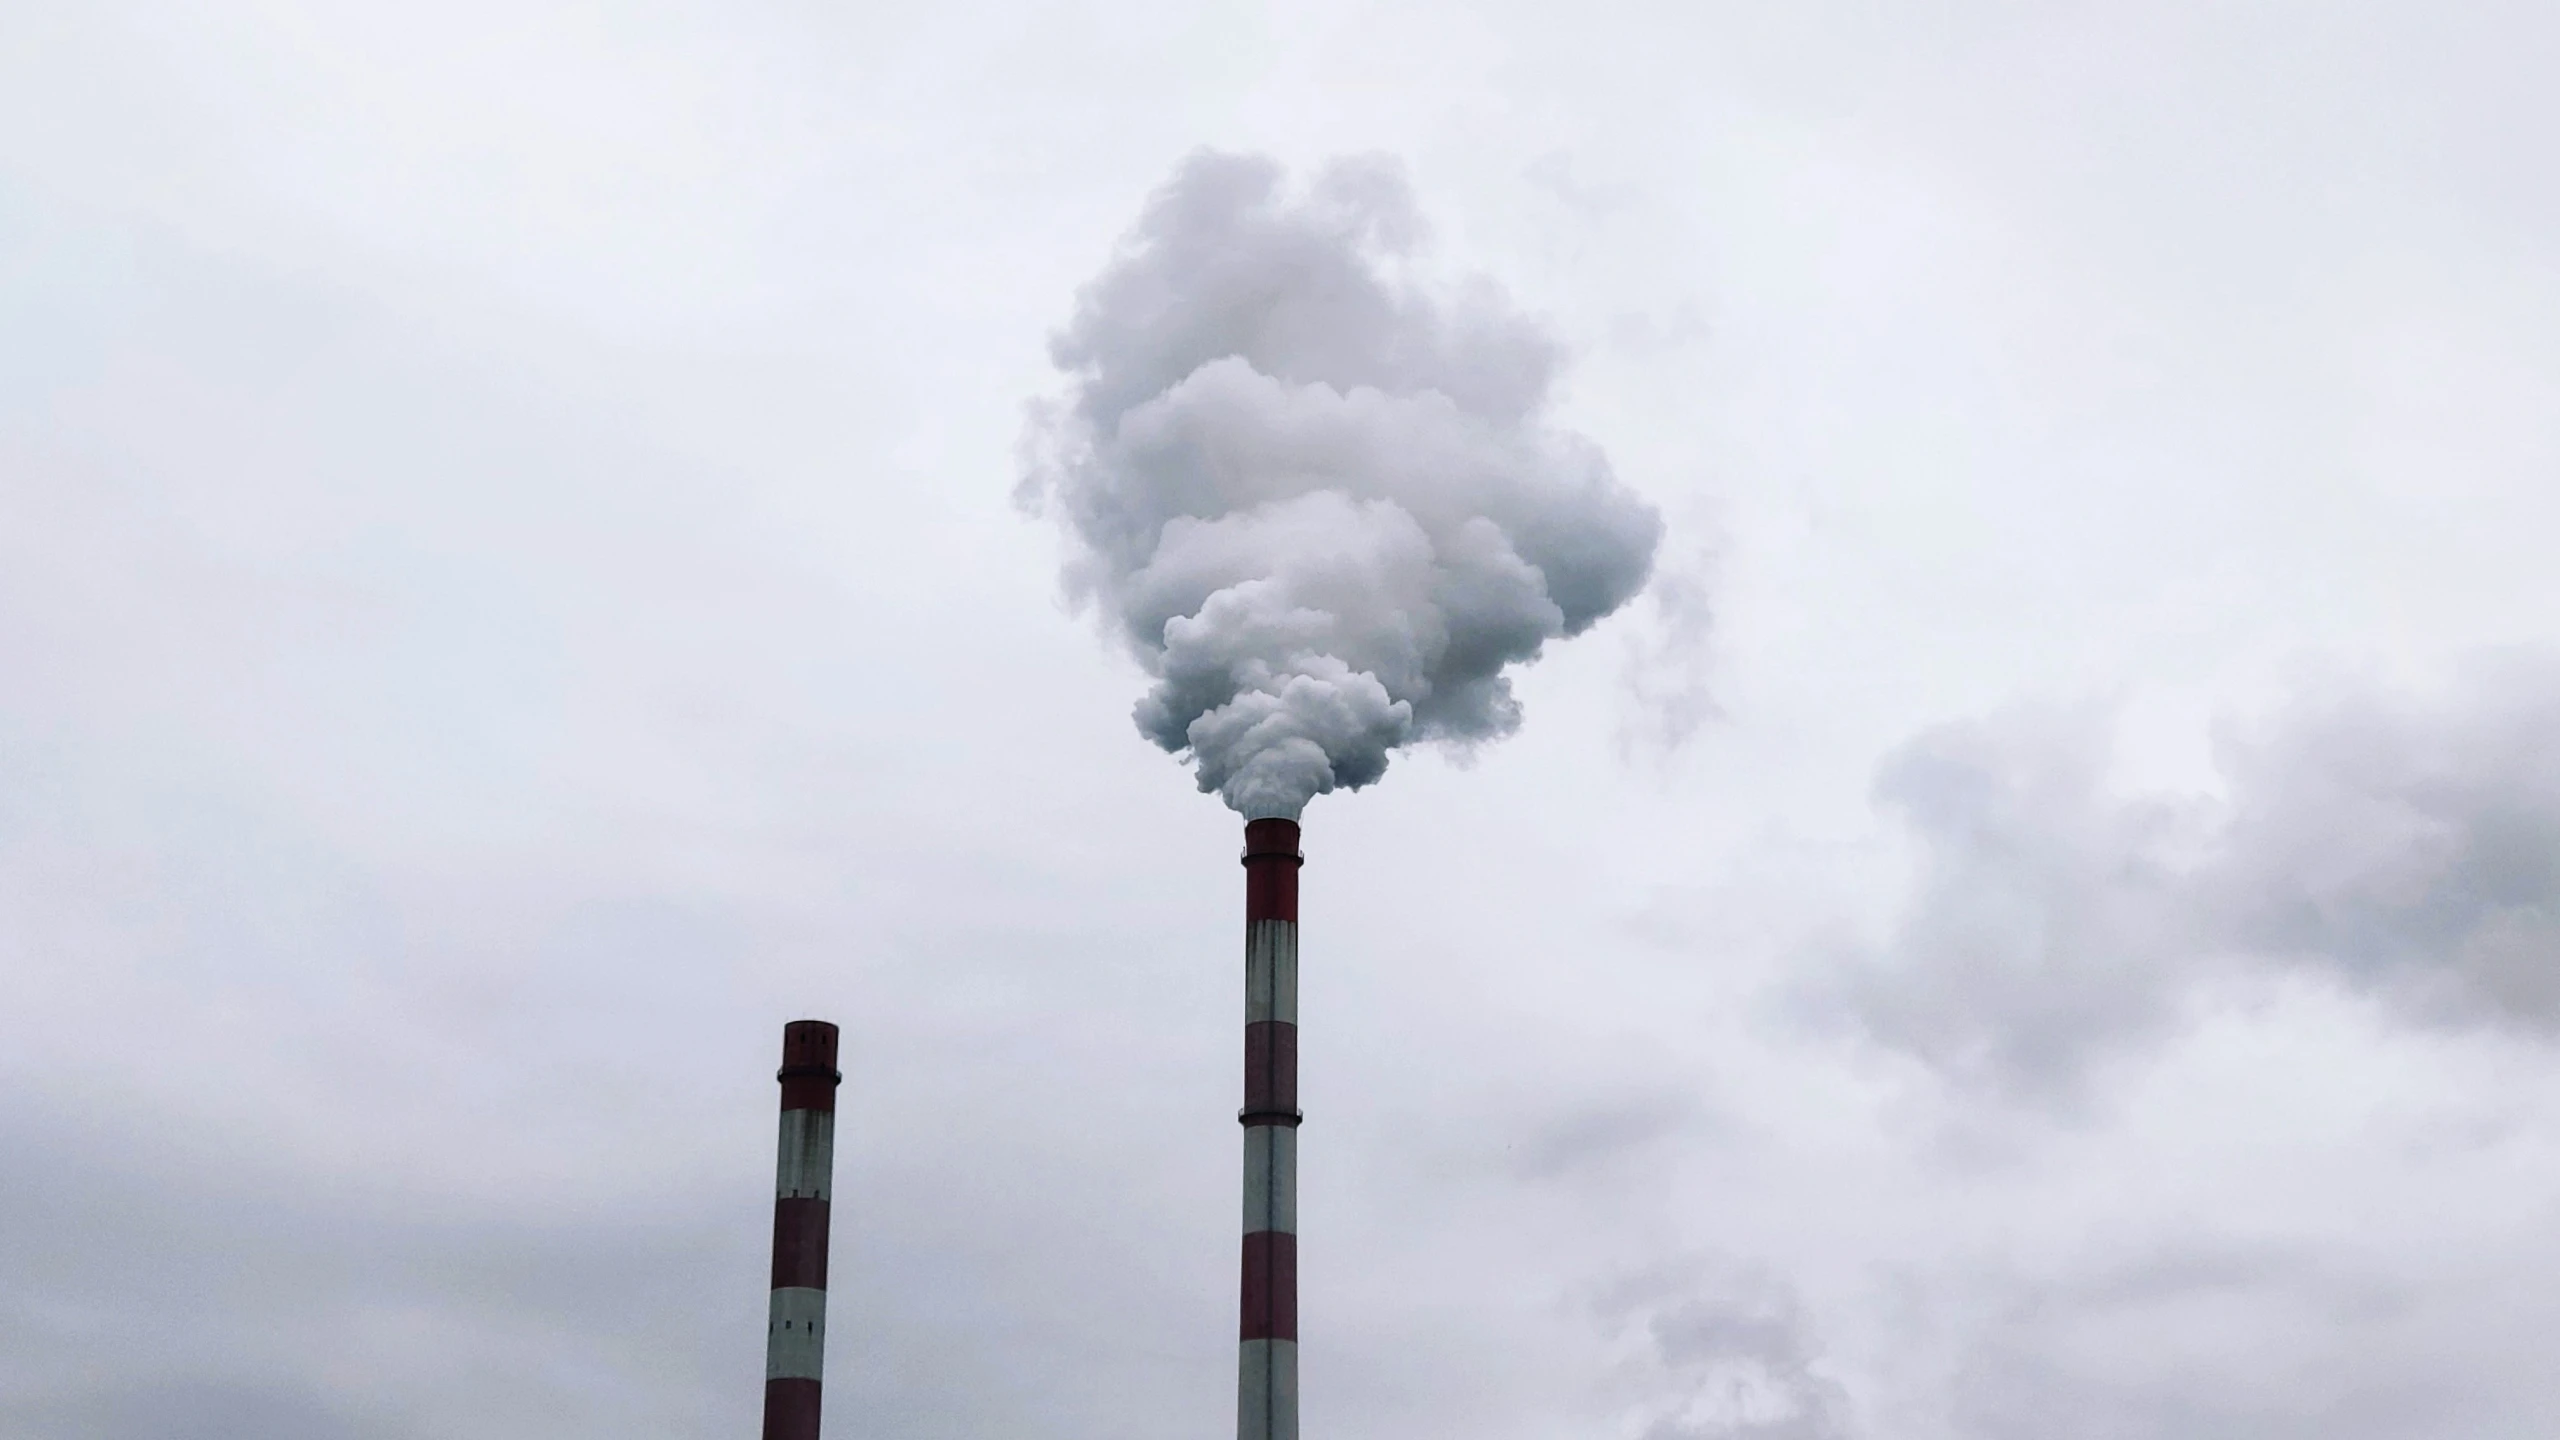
[2205, 663, 2560, 1028]
[1822, 659, 2560, 1096]
[1595, 1262, 1854, 1440]
[1814, 706, 2211, 1100]
[1021, 150, 1664, 818]
[1944, 1239, 2469, 1440]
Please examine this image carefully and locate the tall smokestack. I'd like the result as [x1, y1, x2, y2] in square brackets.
[1023, 151, 1672, 1440]
[765, 1020, 840, 1440]
[1238, 817, 1302, 1440]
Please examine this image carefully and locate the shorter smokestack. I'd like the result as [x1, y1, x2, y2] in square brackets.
[765, 1020, 840, 1440]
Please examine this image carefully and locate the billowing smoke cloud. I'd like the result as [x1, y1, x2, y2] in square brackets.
[1020, 151, 1662, 818]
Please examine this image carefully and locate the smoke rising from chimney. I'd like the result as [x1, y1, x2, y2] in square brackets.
[1021, 151, 1663, 818]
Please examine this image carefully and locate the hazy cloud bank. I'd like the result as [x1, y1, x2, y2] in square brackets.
[1823, 657, 2560, 1097]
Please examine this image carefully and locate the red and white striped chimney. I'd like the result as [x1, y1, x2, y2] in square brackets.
[765, 1020, 840, 1440]
[1238, 817, 1303, 1440]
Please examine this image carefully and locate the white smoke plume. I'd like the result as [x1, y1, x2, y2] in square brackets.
[1021, 151, 1663, 818]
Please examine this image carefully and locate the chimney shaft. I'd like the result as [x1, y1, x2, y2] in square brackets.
[765, 1020, 841, 1440]
[1238, 817, 1303, 1440]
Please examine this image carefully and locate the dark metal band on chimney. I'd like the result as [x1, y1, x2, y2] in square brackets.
[766, 1020, 841, 1440]
[1239, 817, 1303, 1440]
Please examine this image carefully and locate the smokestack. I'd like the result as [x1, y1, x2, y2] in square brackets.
[765, 1020, 841, 1440]
[1238, 817, 1303, 1440]
[1021, 151, 1669, 1438]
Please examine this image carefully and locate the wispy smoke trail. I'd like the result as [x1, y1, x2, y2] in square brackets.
[1021, 151, 1662, 818]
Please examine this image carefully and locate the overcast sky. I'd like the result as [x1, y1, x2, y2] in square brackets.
[6, 3, 2560, 1437]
